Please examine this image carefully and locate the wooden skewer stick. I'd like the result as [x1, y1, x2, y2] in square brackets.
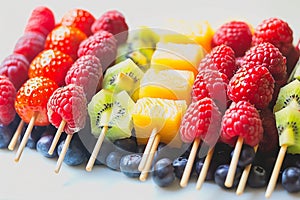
[48, 120, 67, 155]
[14, 112, 38, 162]
[8, 120, 25, 151]
[195, 147, 215, 190]
[236, 145, 259, 195]
[138, 128, 158, 171]
[54, 134, 73, 174]
[139, 134, 161, 181]
[225, 136, 244, 188]
[265, 144, 287, 199]
[85, 126, 108, 172]
[180, 137, 201, 188]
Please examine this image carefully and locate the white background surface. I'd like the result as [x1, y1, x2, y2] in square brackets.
[0, 0, 300, 200]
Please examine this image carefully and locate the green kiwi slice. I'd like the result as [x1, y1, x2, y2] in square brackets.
[288, 59, 300, 82]
[275, 105, 300, 154]
[273, 79, 300, 112]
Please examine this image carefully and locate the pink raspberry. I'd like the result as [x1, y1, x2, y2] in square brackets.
[0, 75, 16, 125]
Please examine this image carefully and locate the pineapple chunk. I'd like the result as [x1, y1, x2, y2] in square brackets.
[138, 68, 194, 105]
[132, 97, 187, 147]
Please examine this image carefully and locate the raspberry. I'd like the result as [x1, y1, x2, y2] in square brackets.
[45, 25, 87, 61]
[212, 21, 252, 57]
[13, 32, 46, 63]
[0, 53, 29, 90]
[60, 8, 96, 37]
[65, 55, 103, 102]
[47, 84, 87, 134]
[227, 64, 275, 109]
[180, 97, 222, 146]
[78, 30, 117, 71]
[242, 42, 287, 81]
[91, 10, 129, 45]
[258, 108, 279, 153]
[220, 101, 263, 147]
[28, 49, 74, 86]
[24, 6, 55, 38]
[198, 44, 237, 79]
[252, 17, 293, 56]
[0, 76, 16, 125]
[192, 69, 229, 112]
[15, 77, 58, 126]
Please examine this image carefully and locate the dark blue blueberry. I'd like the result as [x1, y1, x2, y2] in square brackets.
[0, 125, 13, 148]
[36, 134, 57, 158]
[136, 144, 146, 153]
[120, 153, 142, 178]
[231, 144, 255, 167]
[281, 167, 300, 193]
[214, 164, 242, 189]
[8, 115, 21, 132]
[106, 151, 123, 171]
[19, 125, 46, 149]
[152, 158, 175, 187]
[194, 158, 215, 181]
[247, 165, 267, 188]
[173, 156, 188, 179]
[57, 135, 87, 166]
[114, 137, 137, 153]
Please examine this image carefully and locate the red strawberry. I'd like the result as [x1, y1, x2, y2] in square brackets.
[65, 55, 102, 102]
[0, 53, 29, 90]
[192, 69, 229, 112]
[220, 100, 263, 147]
[15, 77, 58, 126]
[212, 21, 252, 57]
[227, 64, 275, 109]
[77, 30, 117, 71]
[13, 32, 46, 63]
[28, 49, 73, 86]
[180, 97, 222, 147]
[47, 84, 87, 134]
[242, 42, 287, 81]
[24, 6, 55, 38]
[45, 25, 87, 60]
[91, 10, 129, 45]
[252, 17, 293, 56]
[60, 8, 96, 37]
[0, 75, 16, 125]
[198, 44, 237, 79]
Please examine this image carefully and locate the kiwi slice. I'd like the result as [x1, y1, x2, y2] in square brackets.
[275, 105, 300, 154]
[103, 58, 144, 96]
[288, 59, 300, 83]
[273, 79, 300, 112]
[88, 89, 113, 136]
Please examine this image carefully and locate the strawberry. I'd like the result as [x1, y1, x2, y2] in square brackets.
[198, 44, 237, 79]
[47, 84, 87, 134]
[28, 49, 74, 86]
[91, 10, 129, 45]
[227, 64, 275, 109]
[77, 30, 117, 71]
[13, 31, 46, 63]
[15, 77, 58, 126]
[180, 97, 222, 146]
[44, 25, 87, 60]
[212, 21, 252, 57]
[0, 53, 29, 90]
[24, 6, 55, 38]
[60, 8, 96, 37]
[65, 55, 102, 102]
[220, 100, 263, 147]
[0, 76, 16, 125]
[252, 17, 293, 56]
[242, 42, 287, 82]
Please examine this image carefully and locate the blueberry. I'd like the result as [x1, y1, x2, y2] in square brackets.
[231, 144, 255, 167]
[114, 137, 137, 153]
[214, 164, 242, 189]
[136, 144, 146, 153]
[36, 134, 58, 158]
[281, 167, 300, 193]
[57, 135, 87, 166]
[19, 125, 46, 149]
[194, 158, 215, 181]
[120, 153, 142, 178]
[247, 165, 267, 188]
[0, 125, 13, 148]
[173, 156, 188, 179]
[106, 151, 123, 171]
[152, 158, 175, 187]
